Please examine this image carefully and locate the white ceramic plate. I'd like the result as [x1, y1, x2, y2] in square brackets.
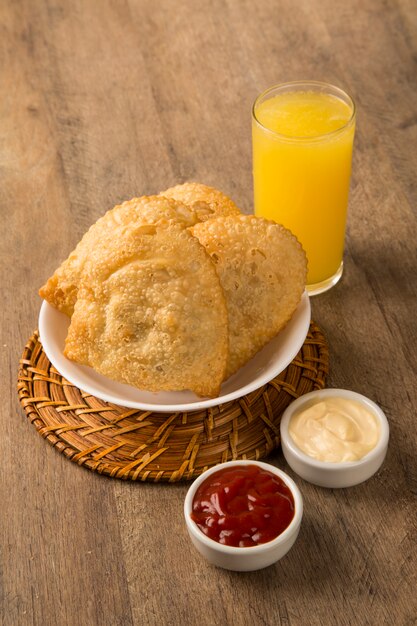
[38, 291, 310, 412]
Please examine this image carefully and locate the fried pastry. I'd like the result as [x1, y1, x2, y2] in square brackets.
[161, 182, 241, 222]
[64, 221, 228, 398]
[191, 215, 307, 379]
[39, 195, 199, 316]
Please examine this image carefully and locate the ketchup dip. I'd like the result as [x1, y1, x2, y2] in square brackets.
[191, 464, 295, 547]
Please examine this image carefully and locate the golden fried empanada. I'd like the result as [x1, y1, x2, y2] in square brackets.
[39, 195, 199, 316]
[64, 221, 228, 398]
[191, 215, 307, 379]
[161, 182, 241, 222]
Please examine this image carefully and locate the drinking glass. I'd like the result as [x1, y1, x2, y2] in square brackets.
[252, 81, 356, 295]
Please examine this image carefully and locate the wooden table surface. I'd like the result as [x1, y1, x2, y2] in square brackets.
[2, 1, 416, 624]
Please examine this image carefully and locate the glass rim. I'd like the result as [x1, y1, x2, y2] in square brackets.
[252, 80, 356, 142]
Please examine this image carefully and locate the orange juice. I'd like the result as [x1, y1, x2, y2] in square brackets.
[252, 82, 355, 293]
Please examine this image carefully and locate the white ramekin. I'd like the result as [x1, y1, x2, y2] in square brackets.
[280, 389, 389, 488]
[184, 459, 303, 571]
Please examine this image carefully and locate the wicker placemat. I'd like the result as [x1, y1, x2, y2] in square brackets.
[17, 322, 328, 482]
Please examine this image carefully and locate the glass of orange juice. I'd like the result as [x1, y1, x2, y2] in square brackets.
[252, 81, 356, 295]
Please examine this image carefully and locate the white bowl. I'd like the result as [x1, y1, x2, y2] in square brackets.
[184, 460, 303, 571]
[38, 291, 310, 412]
[280, 389, 390, 488]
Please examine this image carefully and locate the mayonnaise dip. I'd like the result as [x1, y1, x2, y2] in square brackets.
[288, 397, 380, 463]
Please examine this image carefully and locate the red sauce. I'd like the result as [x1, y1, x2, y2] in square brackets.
[191, 464, 295, 547]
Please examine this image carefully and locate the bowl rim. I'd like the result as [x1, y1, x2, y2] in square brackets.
[38, 291, 310, 413]
[280, 388, 390, 471]
[184, 459, 303, 555]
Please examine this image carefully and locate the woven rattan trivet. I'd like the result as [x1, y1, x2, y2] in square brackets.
[17, 322, 328, 482]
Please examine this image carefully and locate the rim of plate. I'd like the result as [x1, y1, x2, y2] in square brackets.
[38, 291, 310, 412]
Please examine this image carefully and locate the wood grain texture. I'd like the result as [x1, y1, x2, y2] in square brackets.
[1, 0, 416, 625]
